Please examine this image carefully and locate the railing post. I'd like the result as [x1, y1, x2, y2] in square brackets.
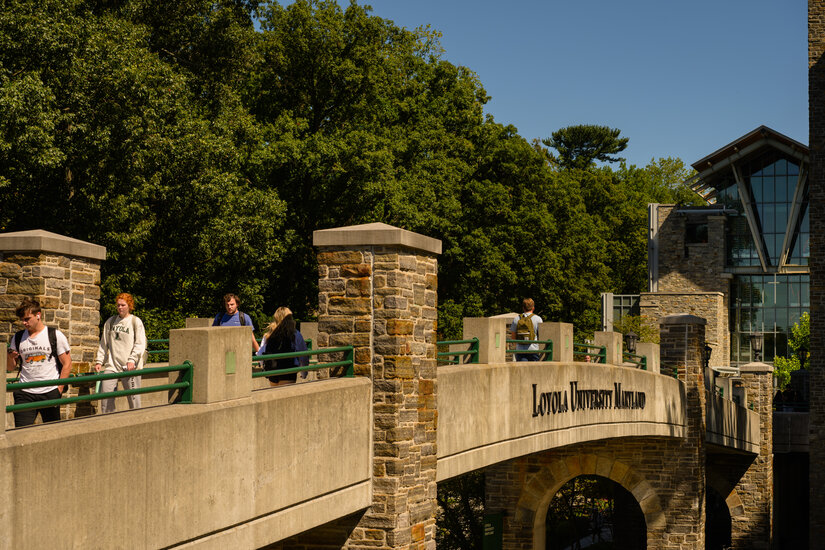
[463, 317, 508, 364]
[594, 330, 623, 365]
[168, 326, 252, 404]
[539, 322, 572, 362]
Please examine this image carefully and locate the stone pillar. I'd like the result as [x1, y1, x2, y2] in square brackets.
[462, 317, 508, 364]
[539, 322, 573, 362]
[594, 330, 623, 365]
[185, 317, 213, 328]
[730, 362, 773, 549]
[313, 222, 440, 550]
[0, 230, 106, 370]
[168, 326, 252, 403]
[810, 0, 825, 541]
[657, 314, 707, 549]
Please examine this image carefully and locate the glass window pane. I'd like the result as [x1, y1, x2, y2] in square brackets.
[788, 161, 800, 176]
[776, 159, 787, 176]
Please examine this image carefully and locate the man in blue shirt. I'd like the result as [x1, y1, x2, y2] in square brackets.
[213, 293, 260, 353]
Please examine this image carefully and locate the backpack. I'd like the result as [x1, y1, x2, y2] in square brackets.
[14, 327, 67, 393]
[212, 311, 248, 327]
[515, 313, 536, 341]
[263, 334, 296, 373]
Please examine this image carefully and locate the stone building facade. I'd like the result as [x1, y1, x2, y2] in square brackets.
[0, 230, 106, 369]
[809, 0, 825, 542]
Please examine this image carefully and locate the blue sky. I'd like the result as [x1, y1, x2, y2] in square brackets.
[354, 0, 808, 169]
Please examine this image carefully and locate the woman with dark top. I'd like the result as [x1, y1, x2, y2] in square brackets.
[257, 312, 308, 386]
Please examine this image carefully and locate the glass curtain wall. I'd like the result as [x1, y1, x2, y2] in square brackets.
[722, 152, 809, 365]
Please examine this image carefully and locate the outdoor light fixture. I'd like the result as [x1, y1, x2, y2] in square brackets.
[703, 343, 712, 369]
[750, 333, 764, 362]
[799, 345, 808, 367]
[624, 331, 638, 355]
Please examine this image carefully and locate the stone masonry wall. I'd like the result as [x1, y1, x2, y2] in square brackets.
[311, 245, 438, 550]
[810, 0, 825, 542]
[654, 208, 729, 294]
[0, 252, 101, 368]
[486, 438, 701, 550]
[640, 292, 727, 369]
[728, 364, 773, 549]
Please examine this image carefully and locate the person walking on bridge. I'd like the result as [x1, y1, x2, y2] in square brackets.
[510, 298, 543, 361]
[213, 293, 260, 353]
[93, 293, 147, 413]
[6, 298, 72, 427]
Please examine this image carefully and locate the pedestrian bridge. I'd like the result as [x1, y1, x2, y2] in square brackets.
[0, 334, 759, 550]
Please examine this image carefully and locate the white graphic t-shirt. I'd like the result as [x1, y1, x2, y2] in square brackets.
[10, 328, 70, 394]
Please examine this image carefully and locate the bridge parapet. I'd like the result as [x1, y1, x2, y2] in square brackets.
[0, 325, 373, 550]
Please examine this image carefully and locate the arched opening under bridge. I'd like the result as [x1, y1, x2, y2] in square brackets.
[544, 474, 646, 550]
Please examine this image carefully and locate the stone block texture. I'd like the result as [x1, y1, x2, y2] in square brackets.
[645, 206, 730, 367]
[811, 0, 825, 542]
[0, 252, 101, 367]
[312, 245, 438, 550]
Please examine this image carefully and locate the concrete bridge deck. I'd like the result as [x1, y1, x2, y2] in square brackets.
[0, 352, 758, 549]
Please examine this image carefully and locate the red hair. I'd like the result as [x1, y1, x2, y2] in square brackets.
[116, 293, 135, 311]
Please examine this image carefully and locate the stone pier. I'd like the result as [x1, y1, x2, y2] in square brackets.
[0, 230, 106, 369]
[309, 222, 441, 550]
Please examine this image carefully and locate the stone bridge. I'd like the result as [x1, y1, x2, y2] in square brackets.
[0, 225, 771, 549]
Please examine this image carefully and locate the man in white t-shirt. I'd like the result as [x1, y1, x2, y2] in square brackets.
[6, 298, 72, 427]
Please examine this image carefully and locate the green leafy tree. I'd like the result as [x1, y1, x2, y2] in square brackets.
[542, 124, 629, 170]
[774, 312, 809, 390]
[613, 315, 660, 344]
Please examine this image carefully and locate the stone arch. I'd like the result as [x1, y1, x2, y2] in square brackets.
[515, 453, 665, 549]
[707, 470, 746, 519]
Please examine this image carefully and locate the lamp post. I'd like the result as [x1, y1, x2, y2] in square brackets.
[703, 343, 712, 370]
[624, 331, 638, 355]
[750, 332, 764, 362]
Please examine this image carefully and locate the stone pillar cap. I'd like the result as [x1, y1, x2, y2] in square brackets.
[313, 222, 441, 255]
[659, 313, 707, 325]
[739, 361, 773, 374]
[0, 229, 106, 260]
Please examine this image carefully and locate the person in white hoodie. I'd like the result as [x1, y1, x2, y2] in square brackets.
[93, 293, 147, 413]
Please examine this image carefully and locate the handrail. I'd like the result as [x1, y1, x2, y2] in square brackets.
[6, 362, 194, 414]
[572, 343, 606, 364]
[253, 346, 354, 379]
[505, 339, 553, 361]
[147, 338, 170, 362]
[622, 352, 648, 370]
[436, 338, 479, 365]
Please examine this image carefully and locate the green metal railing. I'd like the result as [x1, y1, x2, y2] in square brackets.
[436, 338, 480, 365]
[505, 339, 553, 361]
[5, 362, 194, 415]
[622, 352, 647, 370]
[572, 343, 606, 363]
[253, 346, 354, 379]
[147, 338, 169, 363]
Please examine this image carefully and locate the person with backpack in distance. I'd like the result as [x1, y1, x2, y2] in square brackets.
[510, 298, 543, 362]
[93, 293, 147, 413]
[213, 293, 260, 353]
[5, 298, 72, 427]
[256, 308, 308, 386]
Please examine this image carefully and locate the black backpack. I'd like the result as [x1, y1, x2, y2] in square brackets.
[263, 335, 296, 373]
[14, 327, 67, 393]
[212, 311, 249, 327]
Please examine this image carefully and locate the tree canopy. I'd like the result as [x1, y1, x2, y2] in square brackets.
[0, 0, 700, 340]
[543, 124, 629, 170]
